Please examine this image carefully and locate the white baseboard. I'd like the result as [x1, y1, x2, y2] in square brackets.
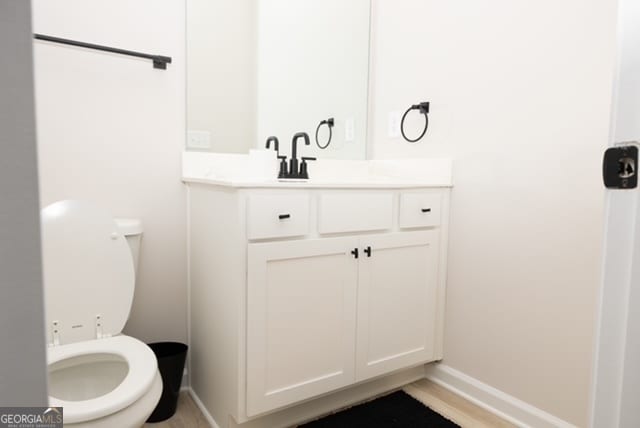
[424, 363, 576, 428]
[188, 387, 221, 428]
[180, 368, 189, 392]
[186, 366, 423, 428]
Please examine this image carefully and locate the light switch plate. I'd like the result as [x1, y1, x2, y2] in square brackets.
[187, 130, 211, 149]
[388, 111, 401, 138]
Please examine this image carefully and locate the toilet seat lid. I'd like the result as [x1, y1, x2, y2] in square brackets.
[42, 200, 135, 346]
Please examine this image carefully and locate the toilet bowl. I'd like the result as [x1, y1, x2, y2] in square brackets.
[41, 200, 162, 427]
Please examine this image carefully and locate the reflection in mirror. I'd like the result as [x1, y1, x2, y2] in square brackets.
[187, 0, 371, 160]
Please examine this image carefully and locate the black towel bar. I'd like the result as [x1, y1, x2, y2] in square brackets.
[33, 34, 172, 70]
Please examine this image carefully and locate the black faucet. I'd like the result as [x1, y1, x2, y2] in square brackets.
[269, 132, 315, 179]
[289, 132, 310, 178]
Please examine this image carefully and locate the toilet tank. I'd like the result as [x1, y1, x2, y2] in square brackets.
[114, 218, 143, 277]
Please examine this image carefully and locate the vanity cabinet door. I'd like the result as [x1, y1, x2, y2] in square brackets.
[355, 231, 439, 381]
[246, 237, 359, 417]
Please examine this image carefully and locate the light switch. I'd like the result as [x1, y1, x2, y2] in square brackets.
[388, 111, 401, 138]
[187, 130, 211, 149]
[345, 117, 355, 142]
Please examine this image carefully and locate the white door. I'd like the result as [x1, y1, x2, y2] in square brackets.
[591, 0, 640, 425]
[246, 237, 359, 416]
[355, 231, 439, 381]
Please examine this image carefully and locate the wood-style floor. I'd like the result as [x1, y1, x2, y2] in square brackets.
[144, 380, 516, 428]
[404, 379, 516, 428]
[143, 392, 210, 428]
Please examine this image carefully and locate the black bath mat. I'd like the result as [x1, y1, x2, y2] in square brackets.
[299, 390, 459, 427]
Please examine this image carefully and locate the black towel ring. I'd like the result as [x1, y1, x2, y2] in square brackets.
[315, 117, 335, 149]
[400, 102, 430, 143]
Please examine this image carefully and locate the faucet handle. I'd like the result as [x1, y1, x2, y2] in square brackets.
[277, 155, 288, 179]
[299, 157, 316, 179]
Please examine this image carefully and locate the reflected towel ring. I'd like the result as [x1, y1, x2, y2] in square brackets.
[401, 102, 430, 143]
[315, 117, 335, 149]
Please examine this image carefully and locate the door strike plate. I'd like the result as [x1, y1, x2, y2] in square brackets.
[603, 145, 638, 189]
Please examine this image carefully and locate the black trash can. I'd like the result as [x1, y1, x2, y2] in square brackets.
[146, 342, 188, 422]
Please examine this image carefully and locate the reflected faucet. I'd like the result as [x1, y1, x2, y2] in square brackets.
[265, 136, 279, 153]
[266, 136, 289, 178]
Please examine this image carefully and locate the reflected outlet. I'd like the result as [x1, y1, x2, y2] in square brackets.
[345, 118, 355, 142]
[388, 111, 401, 138]
[187, 130, 211, 149]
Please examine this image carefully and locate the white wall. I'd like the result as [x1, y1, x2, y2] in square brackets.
[32, 0, 187, 344]
[187, 0, 256, 154]
[369, 1, 617, 425]
[256, 0, 370, 160]
[0, 0, 48, 406]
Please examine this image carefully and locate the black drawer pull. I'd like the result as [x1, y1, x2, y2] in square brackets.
[351, 248, 359, 259]
[278, 214, 291, 220]
[364, 246, 372, 257]
[421, 208, 432, 213]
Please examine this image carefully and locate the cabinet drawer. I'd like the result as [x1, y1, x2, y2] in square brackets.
[247, 194, 310, 240]
[399, 193, 442, 228]
[318, 193, 393, 234]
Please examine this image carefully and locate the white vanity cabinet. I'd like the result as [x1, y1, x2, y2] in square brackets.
[186, 183, 451, 427]
[246, 237, 359, 415]
[355, 230, 440, 381]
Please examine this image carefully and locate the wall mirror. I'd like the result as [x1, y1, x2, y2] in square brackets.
[187, 0, 371, 160]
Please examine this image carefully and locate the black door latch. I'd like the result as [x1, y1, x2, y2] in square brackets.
[603, 145, 638, 189]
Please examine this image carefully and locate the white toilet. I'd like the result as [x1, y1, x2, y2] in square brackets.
[41, 200, 162, 427]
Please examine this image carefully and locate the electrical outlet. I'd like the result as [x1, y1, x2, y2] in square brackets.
[388, 111, 401, 138]
[345, 117, 355, 142]
[187, 130, 211, 149]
